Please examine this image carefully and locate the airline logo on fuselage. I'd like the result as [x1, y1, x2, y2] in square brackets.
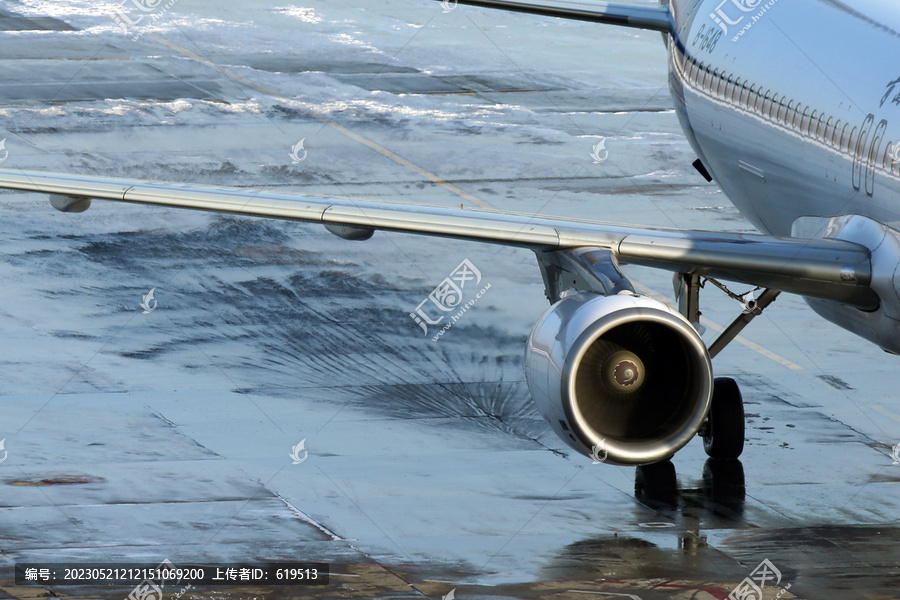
[709, 0, 764, 35]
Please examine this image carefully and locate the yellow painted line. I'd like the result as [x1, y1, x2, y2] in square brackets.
[633, 282, 804, 371]
[701, 317, 804, 371]
[869, 404, 900, 426]
[148, 34, 492, 209]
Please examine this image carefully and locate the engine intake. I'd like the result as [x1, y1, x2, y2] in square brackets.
[525, 292, 713, 465]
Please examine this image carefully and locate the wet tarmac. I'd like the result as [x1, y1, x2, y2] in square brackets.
[0, 1, 898, 599]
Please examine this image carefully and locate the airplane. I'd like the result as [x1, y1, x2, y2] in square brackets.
[0, 0, 895, 468]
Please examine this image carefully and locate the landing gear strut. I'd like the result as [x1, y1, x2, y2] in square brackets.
[674, 273, 780, 459]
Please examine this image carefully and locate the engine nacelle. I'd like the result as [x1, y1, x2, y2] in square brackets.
[525, 292, 713, 465]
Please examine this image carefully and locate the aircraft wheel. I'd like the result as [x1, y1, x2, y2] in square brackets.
[702, 377, 745, 459]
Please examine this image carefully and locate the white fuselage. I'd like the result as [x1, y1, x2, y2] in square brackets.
[670, 0, 900, 236]
[667, 0, 900, 351]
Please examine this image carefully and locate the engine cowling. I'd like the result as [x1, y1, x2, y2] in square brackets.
[525, 291, 713, 465]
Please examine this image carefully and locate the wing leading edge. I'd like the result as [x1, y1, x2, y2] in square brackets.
[0, 168, 876, 309]
[434, 0, 672, 33]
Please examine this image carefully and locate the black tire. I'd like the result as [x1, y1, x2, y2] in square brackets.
[702, 377, 745, 459]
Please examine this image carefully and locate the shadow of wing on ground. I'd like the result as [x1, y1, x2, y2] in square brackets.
[72, 216, 548, 446]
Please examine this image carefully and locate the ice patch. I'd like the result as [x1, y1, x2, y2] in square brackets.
[163, 16, 230, 30]
[18, 0, 116, 18]
[93, 99, 194, 117]
[272, 6, 323, 24]
[328, 32, 380, 53]
[13, 0, 126, 36]
[21, 106, 66, 118]
[285, 97, 505, 122]
[204, 100, 263, 114]
[165, 99, 194, 114]
[272, 491, 344, 542]
[15, 0, 239, 39]
[636, 169, 681, 179]
[0, 97, 267, 132]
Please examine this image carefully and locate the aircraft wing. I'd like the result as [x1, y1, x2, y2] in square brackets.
[0, 168, 876, 309]
[435, 1, 672, 32]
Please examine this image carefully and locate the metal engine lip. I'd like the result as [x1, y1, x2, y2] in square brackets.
[559, 292, 713, 465]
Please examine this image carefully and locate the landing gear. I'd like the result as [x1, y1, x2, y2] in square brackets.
[702, 377, 744, 459]
[673, 273, 777, 460]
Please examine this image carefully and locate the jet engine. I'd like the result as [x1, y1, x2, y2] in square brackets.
[525, 292, 713, 465]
